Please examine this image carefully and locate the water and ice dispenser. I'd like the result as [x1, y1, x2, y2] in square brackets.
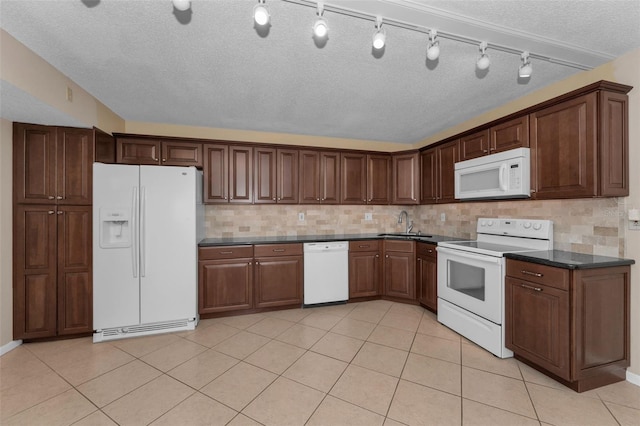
[99, 209, 131, 248]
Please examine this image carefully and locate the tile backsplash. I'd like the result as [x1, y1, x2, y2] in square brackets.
[205, 197, 627, 257]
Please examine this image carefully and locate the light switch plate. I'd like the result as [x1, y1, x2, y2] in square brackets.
[629, 220, 640, 231]
[298, 212, 305, 221]
[440, 213, 446, 222]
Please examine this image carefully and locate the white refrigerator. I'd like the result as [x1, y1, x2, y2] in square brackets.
[93, 163, 204, 342]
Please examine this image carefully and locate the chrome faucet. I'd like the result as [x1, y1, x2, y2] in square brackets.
[397, 210, 413, 234]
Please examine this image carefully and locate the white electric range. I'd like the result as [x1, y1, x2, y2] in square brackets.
[436, 218, 553, 358]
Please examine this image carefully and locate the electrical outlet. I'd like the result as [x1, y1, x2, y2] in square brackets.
[298, 212, 305, 221]
[440, 213, 446, 222]
[66, 86, 73, 102]
[365, 212, 373, 221]
[630, 221, 640, 231]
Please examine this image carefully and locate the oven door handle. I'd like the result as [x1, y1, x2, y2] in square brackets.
[437, 246, 502, 264]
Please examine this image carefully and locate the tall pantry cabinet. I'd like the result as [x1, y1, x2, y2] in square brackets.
[13, 123, 114, 340]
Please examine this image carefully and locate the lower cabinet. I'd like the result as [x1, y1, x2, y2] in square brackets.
[505, 258, 630, 392]
[416, 242, 437, 312]
[198, 246, 254, 314]
[254, 244, 303, 308]
[383, 240, 416, 300]
[348, 240, 382, 298]
[14, 205, 92, 339]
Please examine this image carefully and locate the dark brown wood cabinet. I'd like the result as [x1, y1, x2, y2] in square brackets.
[490, 115, 529, 153]
[14, 124, 93, 205]
[13, 204, 92, 339]
[299, 150, 340, 204]
[420, 140, 459, 204]
[116, 137, 202, 167]
[116, 137, 161, 165]
[459, 130, 490, 161]
[505, 259, 630, 392]
[94, 127, 116, 163]
[198, 246, 254, 314]
[254, 244, 303, 308]
[348, 240, 382, 298]
[254, 147, 299, 204]
[391, 151, 419, 205]
[416, 242, 437, 312]
[368, 154, 391, 204]
[341, 153, 391, 205]
[383, 240, 416, 300]
[203, 144, 253, 204]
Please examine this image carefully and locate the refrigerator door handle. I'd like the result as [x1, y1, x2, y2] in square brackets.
[132, 187, 138, 278]
[140, 186, 146, 277]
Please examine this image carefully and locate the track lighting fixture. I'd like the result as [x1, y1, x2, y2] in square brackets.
[426, 29, 440, 61]
[476, 41, 490, 70]
[372, 16, 386, 50]
[519, 51, 533, 78]
[253, 0, 270, 26]
[313, 2, 328, 38]
[172, 0, 190, 12]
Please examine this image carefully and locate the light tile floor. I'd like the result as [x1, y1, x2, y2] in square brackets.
[2, 300, 639, 425]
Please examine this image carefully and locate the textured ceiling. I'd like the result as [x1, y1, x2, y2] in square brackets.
[1, 0, 639, 145]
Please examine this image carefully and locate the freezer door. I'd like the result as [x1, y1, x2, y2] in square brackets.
[139, 166, 198, 323]
[93, 163, 141, 330]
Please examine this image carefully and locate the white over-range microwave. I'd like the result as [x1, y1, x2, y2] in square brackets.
[454, 147, 530, 200]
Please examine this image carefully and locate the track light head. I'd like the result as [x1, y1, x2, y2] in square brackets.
[313, 2, 328, 38]
[253, 0, 270, 26]
[372, 17, 385, 50]
[476, 41, 490, 70]
[426, 29, 440, 61]
[519, 51, 532, 78]
[172, 0, 190, 12]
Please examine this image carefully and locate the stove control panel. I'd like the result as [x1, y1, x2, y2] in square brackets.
[477, 218, 553, 239]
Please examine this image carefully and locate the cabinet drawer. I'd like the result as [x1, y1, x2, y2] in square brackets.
[349, 240, 380, 252]
[506, 259, 569, 291]
[416, 242, 437, 258]
[384, 240, 415, 253]
[254, 243, 303, 257]
[199, 245, 253, 260]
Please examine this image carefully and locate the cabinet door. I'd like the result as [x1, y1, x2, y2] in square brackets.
[505, 277, 570, 380]
[299, 150, 320, 203]
[490, 116, 529, 153]
[437, 141, 459, 203]
[341, 153, 367, 204]
[57, 206, 92, 335]
[530, 93, 597, 199]
[116, 138, 161, 165]
[13, 123, 57, 204]
[416, 248, 437, 312]
[203, 144, 228, 203]
[161, 141, 202, 167]
[57, 127, 93, 205]
[198, 259, 253, 313]
[229, 146, 253, 203]
[384, 251, 416, 299]
[13, 205, 58, 339]
[254, 147, 277, 204]
[599, 91, 629, 196]
[320, 152, 340, 204]
[349, 251, 381, 298]
[277, 149, 299, 204]
[420, 149, 438, 204]
[367, 154, 391, 204]
[254, 256, 303, 308]
[460, 130, 490, 161]
[94, 127, 115, 163]
[392, 152, 419, 205]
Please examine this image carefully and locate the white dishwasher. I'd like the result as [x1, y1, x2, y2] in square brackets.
[303, 242, 349, 306]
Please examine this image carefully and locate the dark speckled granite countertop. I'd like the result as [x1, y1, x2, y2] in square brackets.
[505, 250, 635, 270]
[199, 233, 464, 247]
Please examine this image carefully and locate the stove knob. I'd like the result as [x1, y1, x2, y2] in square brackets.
[533, 223, 542, 230]
[487, 220, 494, 226]
[523, 222, 532, 229]
[480, 220, 486, 227]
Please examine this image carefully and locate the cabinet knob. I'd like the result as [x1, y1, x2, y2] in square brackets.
[230, 196, 233, 200]
[277, 197, 281, 201]
[48, 210, 55, 215]
[56, 196, 63, 200]
[428, 249, 433, 253]
[316, 198, 320, 201]
[273, 198, 276, 201]
[152, 157, 158, 161]
[48, 196, 55, 200]
[375, 254, 379, 258]
[249, 262, 252, 265]
[162, 158, 166, 162]
[483, 150, 488, 153]
[385, 255, 389, 258]
[57, 211, 63, 215]
[418, 258, 422, 262]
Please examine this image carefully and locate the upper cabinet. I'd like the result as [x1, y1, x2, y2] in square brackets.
[254, 147, 299, 204]
[116, 136, 202, 167]
[204, 144, 253, 204]
[341, 152, 391, 205]
[299, 150, 340, 204]
[420, 140, 459, 204]
[14, 124, 93, 205]
[392, 151, 419, 205]
[530, 83, 630, 199]
[459, 130, 490, 161]
[490, 115, 529, 154]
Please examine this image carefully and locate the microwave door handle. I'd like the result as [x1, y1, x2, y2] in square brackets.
[498, 163, 508, 191]
[438, 247, 502, 264]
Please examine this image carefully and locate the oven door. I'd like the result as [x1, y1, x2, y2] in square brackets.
[437, 246, 504, 324]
